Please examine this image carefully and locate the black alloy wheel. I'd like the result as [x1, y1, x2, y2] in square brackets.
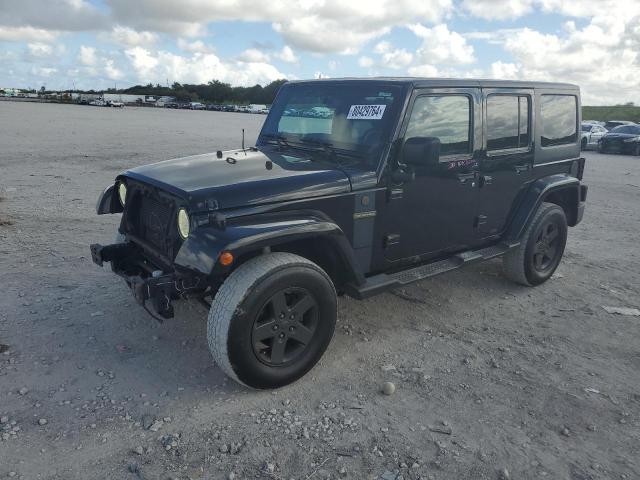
[207, 252, 337, 389]
[251, 287, 319, 366]
[502, 202, 568, 286]
[532, 221, 561, 273]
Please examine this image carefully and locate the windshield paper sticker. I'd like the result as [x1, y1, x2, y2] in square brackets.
[347, 104, 386, 120]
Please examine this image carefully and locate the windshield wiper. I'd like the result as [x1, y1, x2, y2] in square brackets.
[260, 133, 292, 150]
[299, 139, 363, 161]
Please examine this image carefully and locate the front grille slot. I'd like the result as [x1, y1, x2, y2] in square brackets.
[137, 195, 173, 251]
[121, 181, 180, 260]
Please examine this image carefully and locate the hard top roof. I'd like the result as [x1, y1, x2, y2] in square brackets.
[288, 77, 578, 90]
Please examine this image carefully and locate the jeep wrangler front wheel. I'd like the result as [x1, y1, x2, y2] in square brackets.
[502, 202, 567, 286]
[207, 252, 337, 389]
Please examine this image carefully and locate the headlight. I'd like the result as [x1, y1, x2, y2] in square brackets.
[118, 182, 127, 206]
[177, 208, 190, 239]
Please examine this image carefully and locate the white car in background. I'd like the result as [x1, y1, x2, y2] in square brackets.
[581, 122, 607, 150]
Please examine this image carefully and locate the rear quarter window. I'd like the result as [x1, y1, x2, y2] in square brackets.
[540, 95, 578, 147]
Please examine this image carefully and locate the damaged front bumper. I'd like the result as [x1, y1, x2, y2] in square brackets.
[90, 242, 207, 321]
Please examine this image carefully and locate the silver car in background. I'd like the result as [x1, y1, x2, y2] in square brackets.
[581, 122, 607, 150]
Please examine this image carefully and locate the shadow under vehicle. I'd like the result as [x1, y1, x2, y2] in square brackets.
[91, 78, 588, 389]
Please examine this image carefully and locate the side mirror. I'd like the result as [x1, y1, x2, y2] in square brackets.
[402, 137, 441, 165]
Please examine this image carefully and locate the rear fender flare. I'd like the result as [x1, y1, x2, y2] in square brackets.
[174, 214, 364, 285]
[507, 174, 580, 241]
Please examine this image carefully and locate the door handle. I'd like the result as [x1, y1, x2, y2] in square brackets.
[514, 164, 531, 174]
[479, 175, 493, 187]
[457, 172, 477, 184]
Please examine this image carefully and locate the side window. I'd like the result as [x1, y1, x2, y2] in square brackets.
[486, 94, 530, 151]
[540, 95, 578, 147]
[405, 95, 471, 156]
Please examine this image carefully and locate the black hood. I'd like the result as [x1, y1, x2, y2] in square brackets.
[122, 148, 351, 210]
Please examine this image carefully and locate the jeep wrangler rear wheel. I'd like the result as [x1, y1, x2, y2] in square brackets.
[207, 252, 337, 389]
[502, 202, 567, 286]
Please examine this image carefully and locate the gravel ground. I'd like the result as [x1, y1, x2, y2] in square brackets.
[1, 101, 639, 480]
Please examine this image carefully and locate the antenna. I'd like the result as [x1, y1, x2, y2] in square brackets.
[242, 128, 245, 153]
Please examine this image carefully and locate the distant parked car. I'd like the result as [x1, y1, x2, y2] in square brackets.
[581, 122, 607, 150]
[164, 102, 179, 109]
[582, 120, 605, 127]
[603, 120, 636, 131]
[598, 124, 640, 155]
[189, 102, 205, 110]
[89, 99, 106, 107]
[109, 101, 124, 108]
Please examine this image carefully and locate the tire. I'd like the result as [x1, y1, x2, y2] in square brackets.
[207, 252, 337, 389]
[502, 202, 568, 286]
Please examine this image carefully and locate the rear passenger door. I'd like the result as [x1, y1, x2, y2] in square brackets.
[477, 89, 534, 237]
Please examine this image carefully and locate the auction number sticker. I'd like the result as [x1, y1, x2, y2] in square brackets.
[347, 104, 386, 120]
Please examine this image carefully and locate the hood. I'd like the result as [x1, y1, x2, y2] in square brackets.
[122, 148, 351, 210]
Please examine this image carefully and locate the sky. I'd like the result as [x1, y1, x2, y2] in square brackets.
[0, 0, 639, 105]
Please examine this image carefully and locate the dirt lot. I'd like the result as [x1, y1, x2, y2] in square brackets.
[1, 101, 639, 480]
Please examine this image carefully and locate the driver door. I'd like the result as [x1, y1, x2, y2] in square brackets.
[378, 88, 483, 263]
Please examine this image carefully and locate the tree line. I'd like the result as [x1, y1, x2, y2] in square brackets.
[107, 79, 288, 105]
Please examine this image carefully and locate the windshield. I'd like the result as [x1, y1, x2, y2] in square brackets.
[259, 82, 405, 168]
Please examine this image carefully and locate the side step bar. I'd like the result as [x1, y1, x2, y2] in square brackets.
[346, 242, 518, 300]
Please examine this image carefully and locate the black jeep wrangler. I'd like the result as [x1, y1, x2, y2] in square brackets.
[91, 78, 587, 389]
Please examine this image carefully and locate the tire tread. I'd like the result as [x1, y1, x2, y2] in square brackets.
[207, 252, 332, 387]
[502, 202, 561, 286]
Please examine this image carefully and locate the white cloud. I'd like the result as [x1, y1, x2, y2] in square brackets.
[107, 26, 158, 47]
[489, 61, 520, 79]
[472, 2, 640, 105]
[407, 64, 440, 77]
[32, 66, 57, 77]
[177, 38, 214, 54]
[27, 42, 53, 58]
[409, 24, 475, 65]
[462, 0, 535, 20]
[0, 0, 107, 32]
[276, 45, 298, 63]
[124, 47, 286, 87]
[0, 26, 59, 42]
[104, 58, 124, 80]
[124, 46, 159, 79]
[379, 48, 413, 69]
[373, 41, 392, 54]
[107, 0, 454, 53]
[358, 56, 374, 68]
[78, 45, 97, 66]
[238, 48, 270, 63]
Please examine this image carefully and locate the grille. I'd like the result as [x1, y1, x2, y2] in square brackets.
[138, 196, 172, 251]
[123, 184, 177, 258]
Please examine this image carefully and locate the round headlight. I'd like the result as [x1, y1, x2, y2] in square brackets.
[118, 182, 127, 206]
[177, 208, 190, 239]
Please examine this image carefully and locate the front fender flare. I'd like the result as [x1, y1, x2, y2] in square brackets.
[174, 215, 364, 284]
[96, 184, 123, 215]
[506, 173, 581, 241]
